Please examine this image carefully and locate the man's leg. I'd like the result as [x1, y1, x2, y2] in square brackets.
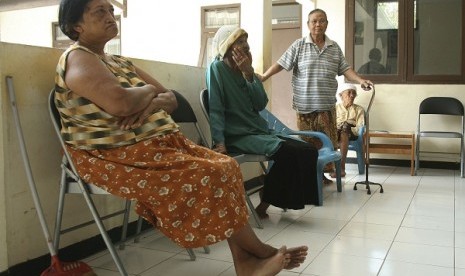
[339, 131, 349, 176]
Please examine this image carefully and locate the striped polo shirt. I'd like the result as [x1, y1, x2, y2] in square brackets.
[277, 34, 351, 113]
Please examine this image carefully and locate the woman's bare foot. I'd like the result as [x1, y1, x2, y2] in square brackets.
[284, 246, 308, 269]
[255, 202, 270, 219]
[236, 246, 290, 276]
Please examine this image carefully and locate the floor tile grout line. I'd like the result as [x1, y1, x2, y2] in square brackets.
[298, 176, 379, 273]
[376, 167, 426, 275]
[454, 170, 458, 275]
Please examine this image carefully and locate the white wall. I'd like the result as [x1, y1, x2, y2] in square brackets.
[0, 6, 59, 47]
[0, 0, 270, 68]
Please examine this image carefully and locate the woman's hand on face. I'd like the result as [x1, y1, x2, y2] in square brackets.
[232, 47, 253, 76]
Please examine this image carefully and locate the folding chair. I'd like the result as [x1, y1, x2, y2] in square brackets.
[414, 97, 465, 177]
[258, 109, 343, 206]
[49, 90, 132, 275]
[199, 89, 267, 229]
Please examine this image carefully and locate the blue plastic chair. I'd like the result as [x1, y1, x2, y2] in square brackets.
[259, 109, 342, 206]
[348, 125, 366, 174]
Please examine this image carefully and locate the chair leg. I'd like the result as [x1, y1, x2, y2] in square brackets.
[118, 200, 132, 250]
[334, 160, 342, 192]
[134, 216, 144, 243]
[186, 248, 196, 261]
[77, 180, 128, 276]
[245, 194, 263, 229]
[52, 167, 68, 251]
[414, 135, 420, 175]
[461, 138, 464, 178]
[356, 149, 365, 174]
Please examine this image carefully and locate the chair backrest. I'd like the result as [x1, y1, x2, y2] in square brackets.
[170, 90, 198, 123]
[48, 90, 68, 151]
[258, 109, 292, 135]
[49, 90, 60, 128]
[170, 90, 209, 147]
[199, 88, 210, 122]
[419, 97, 464, 116]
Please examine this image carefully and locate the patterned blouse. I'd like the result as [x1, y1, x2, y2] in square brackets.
[54, 44, 179, 150]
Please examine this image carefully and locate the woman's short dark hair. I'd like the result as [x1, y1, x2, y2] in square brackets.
[58, 0, 92, 41]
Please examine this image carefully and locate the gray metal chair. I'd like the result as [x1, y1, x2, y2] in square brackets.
[48, 90, 129, 275]
[199, 89, 267, 229]
[415, 97, 465, 177]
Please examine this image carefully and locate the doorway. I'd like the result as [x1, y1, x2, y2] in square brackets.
[270, 2, 301, 129]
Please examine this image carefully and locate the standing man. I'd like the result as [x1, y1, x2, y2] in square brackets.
[260, 8, 372, 182]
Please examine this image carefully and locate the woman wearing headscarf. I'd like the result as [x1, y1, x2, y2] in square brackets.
[206, 25, 320, 219]
[55, 0, 307, 275]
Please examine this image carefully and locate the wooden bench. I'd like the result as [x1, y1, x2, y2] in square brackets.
[368, 131, 416, 176]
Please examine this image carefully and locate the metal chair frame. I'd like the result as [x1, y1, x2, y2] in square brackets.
[199, 89, 267, 228]
[49, 90, 133, 275]
[414, 96, 465, 177]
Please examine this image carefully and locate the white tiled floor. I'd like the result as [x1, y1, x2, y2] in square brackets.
[83, 164, 465, 276]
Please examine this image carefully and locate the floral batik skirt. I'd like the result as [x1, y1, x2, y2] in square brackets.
[66, 131, 249, 248]
[296, 107, 338, 149]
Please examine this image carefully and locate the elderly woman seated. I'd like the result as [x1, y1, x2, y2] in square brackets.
[206, 25, 319, 219]
[54, 0, 308, 275]
[330, 83, 365, 178]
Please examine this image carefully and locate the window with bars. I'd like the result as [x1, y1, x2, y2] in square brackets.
[198, 4, 240, 68]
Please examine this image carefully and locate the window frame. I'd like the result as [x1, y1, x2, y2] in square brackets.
[198, 4, 241, 68]
[346, 0, 465, 84]
[271, 0, 302, 30]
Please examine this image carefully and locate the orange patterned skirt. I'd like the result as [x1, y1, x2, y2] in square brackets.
[66, 131, 249, 248]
